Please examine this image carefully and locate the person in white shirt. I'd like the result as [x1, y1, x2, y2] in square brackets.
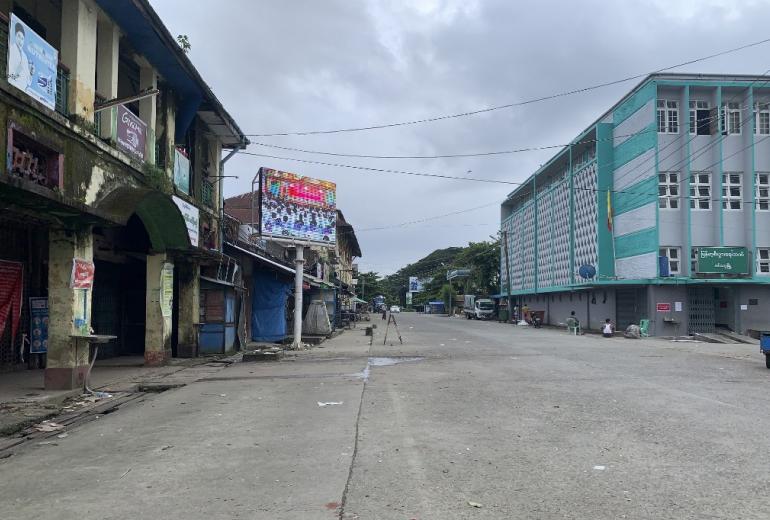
[602, 318, 615, 338]
[8, 22, 33, 91]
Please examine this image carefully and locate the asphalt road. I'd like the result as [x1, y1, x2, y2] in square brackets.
[2, 313, 770, 519]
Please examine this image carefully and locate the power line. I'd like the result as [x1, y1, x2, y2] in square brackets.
[243, 37, 770, 137]
[247, 130, 657, 160]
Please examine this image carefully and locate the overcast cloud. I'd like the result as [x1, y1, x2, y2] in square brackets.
[151, 0, 770, 274]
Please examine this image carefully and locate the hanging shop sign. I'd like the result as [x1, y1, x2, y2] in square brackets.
[29, 297, 48, 354]
[259, 167, 336, 245]
[173, 148, 190, 194]
[7, 14, 57, 110]
[696, 247, 749, 275]
[160, 263, 174, 318]
[173, 195, 200, 247]
[656, 303, 671, 312]
[0, 260, 23, 344]
[70, 258, 95, 289]
[116, 105, 147, 161]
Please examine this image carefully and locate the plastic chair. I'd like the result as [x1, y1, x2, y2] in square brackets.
[566, 317, 581, 335]
[639, 319, 650, 337]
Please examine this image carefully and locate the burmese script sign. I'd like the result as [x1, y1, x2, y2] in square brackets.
[697, 247, 749, 275]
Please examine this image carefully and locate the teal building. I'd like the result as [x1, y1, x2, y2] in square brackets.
[500, 73, 770, 336]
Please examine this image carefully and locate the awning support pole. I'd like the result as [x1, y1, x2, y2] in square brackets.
[291, 245, 304, 349]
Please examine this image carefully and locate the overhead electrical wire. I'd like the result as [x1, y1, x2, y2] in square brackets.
[243, 37, 770, 137]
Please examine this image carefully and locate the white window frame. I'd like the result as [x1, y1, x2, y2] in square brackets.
[757, 172, 770, 211]
[689, 100, 710, 135]
[755, 102, 770, 135]
[721, 172, 742, 210]
[658, 171, 680, 209]
[659, 247, 681, 275]
[758, 248, 770, 275]
[689, 171, 711, 210]
[657, 99, 679, 134]
[721, 102, 742, 135]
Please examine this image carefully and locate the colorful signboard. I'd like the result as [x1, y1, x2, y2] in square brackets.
[260, 167, 336, 245]
[0, 260, 23, 345]
[7, 14, 57, 110]
[697, 247, 749, 274]
[70, 258, 95, 289]
[408, 277, 424, 292]
[656, 303, 671, 312]
[29, 297, 48, 354]
[173, 195, 199, 247]
[173, 148, 190, 194]
[116, 105, 147, 161]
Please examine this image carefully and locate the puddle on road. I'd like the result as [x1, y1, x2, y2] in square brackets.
[352, 357, 425, 381]
[368, 357, 424, 367]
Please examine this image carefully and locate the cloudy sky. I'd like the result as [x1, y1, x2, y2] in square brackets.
[151, 0, 770, 274]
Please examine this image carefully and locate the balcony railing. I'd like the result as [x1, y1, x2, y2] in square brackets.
[202, 178, 214, 208]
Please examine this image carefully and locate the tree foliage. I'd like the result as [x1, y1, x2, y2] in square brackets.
[359, 239, 500, 308]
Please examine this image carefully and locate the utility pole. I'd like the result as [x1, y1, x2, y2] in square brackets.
[292, 245, 304, 349]
[502, 231, 513, 323]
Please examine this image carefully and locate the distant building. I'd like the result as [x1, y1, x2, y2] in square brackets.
[501, 73, 770, 336]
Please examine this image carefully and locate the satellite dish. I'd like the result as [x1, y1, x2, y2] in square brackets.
[578, 264, 596, 279]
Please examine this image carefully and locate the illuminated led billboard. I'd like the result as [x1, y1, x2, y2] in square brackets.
[260, 167, 336, 244]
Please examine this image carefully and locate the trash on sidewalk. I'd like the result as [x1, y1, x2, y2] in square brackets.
[32, 420, 64, 432]
[467, 501, 483, 508]
[593, 465, 606, 470]
[317, 401, 343, 407]
[56, 432, 68, 439]
[242, 349, 283, 362]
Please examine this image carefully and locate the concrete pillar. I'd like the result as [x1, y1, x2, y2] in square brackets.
[176, 261, 200, 358]
[145, 253, 173, 365]
[96, 16, 119, 139]
[61, 0, 98, 119]
[139, 65, 157, 164]
[45, 227, 94, 390]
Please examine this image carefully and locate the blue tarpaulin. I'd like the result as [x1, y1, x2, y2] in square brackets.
[251, 270, 291, 342]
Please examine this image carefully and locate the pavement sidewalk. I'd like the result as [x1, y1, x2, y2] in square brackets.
[0, 355, 237, 436]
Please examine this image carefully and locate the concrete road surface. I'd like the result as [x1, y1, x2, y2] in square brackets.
[2, 313, 770, 519]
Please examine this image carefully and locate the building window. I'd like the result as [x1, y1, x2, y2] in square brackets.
[755, 102, 770, 135]
[658, 171, 680, 209]
[721, 172, 742, 210]
[689, 100, 711, 135]
[660, 247, 681, 275]
[721, 102, 742, 135]
[691, 248, 699, 274]
[758, 248, 770, 274]
[689, 172, 711, 210]
[657, 99, 679, 134]
[757, 173, 770, 211]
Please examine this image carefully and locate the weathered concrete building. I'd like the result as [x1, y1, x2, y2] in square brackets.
[0, 0, 247, 388]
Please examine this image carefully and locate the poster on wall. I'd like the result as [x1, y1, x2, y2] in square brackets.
[116, 105, 147, 161]
[70, 258, 95, 289]
[173, 148, 190, 194]
[260, 167, 336, 245]
[0, 260, 23, 344]
[7, 14, 57, 110]
[29, 297, 48, 354]
[160, 263, 173, 317]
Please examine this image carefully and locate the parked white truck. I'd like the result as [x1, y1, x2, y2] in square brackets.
[463, 295, 495, 320]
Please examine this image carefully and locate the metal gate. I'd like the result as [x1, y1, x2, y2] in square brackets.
[688, 287, 715, 334]
[615, 288, 647, 329]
